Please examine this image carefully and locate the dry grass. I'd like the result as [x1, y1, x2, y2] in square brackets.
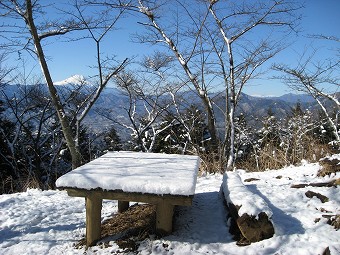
[318, 158, 340, 177]
[198, 151, 226, 173]
[236, 140, 334, 172]
[0, 176, 14, 194]
[76, 204, 156, 251]
[1, 174, 42, 195]
[21, 175, 42, 191]
[235, 145, 287, 172]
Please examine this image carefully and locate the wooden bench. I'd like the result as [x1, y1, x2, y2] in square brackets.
[56, 151, 200, 247]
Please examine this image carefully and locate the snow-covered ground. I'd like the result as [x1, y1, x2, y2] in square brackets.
[1, 161, 339, 255]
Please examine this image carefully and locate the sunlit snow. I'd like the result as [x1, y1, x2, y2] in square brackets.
[54, 75, 87, 86]
[56, 151, 200, 196]
[1, 157, 339, 255]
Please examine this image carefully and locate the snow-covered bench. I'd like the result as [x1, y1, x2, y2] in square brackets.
[56, 151, 200, 247]
[221, 172, 274, 244]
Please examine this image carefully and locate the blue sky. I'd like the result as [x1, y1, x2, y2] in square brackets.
[2, 0, 340, 96]
[243, 0, 340, 96]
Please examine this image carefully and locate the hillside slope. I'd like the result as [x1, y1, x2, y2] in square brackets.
[0, 158, 339, 255]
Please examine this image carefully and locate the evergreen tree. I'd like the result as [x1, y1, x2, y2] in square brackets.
[0, 100, 16, 193]
[313, 109, 338, 145]
[104, 127, 121, 151]
[154, 105, 208, 154]
[282, 103, 317, 164]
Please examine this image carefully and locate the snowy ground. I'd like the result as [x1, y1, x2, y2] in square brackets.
[0, 161, 339, 255]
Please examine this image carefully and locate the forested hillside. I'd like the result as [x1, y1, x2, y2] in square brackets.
[0, 0, 338, 194]
[1, 82, 338, 193]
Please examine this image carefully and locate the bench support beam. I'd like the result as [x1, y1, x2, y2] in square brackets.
[65, 188, 193, 246]
[86, 194, 102, 247]
[118, 200, 129, 213]
[156, 201, 174, 235]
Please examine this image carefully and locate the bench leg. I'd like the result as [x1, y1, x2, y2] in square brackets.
[86, 194, 102, 247]
[118, 201, 129, 213]
[156, 201, 174, 236]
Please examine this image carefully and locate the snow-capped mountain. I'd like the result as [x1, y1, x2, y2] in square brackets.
[54, 74, 88, 86]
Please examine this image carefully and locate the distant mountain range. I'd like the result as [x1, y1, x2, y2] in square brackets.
[1, 81, 334, 136]
[267, 93, 315, 103]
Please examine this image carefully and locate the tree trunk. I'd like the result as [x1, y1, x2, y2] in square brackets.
[138, 7, 219, 151]
[25, 0, 82, 169]
[226, 106, 235, 171]
[226, 38, 236, 171]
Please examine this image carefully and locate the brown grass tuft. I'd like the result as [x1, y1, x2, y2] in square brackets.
[198, 151, 226, 173]
[76, 203, 156, 251]
[236, 140, 334, 172]
[318, 158, 340, 177]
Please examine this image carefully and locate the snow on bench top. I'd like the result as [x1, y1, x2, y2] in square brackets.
[56, 151, 200, 196]
[222, 172, 273, 218]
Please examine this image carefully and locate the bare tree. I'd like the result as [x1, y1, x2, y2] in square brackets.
[0, 52, 15, 86]
[1, 84, 64, 190]
[168, 88, 199, 154]
[273, 40, 340, 144]
[101, 64, 173, 152]
[0, 0, 128, 168]
[207, 0, 301, 170]
[131, 0, 301, 170]
[70, 1, 129, 149]
[135, 1, 219, 151]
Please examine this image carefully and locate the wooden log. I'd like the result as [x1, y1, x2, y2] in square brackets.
[243, 178, 260, 182]
[236, 212, 274, 243]
[86, 194, 102, 247]
[291, 178, 339, 188]
[118, 201, 130, 213]
[221, 172, 274, 244]
[156, 201, 174, 236]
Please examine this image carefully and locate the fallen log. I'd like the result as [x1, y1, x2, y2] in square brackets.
[291, 178, 339, 188]
[237, 212, 275, 243]
[221, 172, 274, 245]
[244, 178, 260, 182]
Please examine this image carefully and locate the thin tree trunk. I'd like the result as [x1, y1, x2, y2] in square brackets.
[209, 4, 237, 171]
[25, 0, 82, 169]
[138, 5, 219, 150]
[313, 94, 340, 142]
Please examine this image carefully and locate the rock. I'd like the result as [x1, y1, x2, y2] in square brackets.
[236, 212, 275, 243]
[322, 246, 331, 255]
[325, 214, 340, 230]
[305, 190, 329, 203]
[244, 178, 260, 182]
